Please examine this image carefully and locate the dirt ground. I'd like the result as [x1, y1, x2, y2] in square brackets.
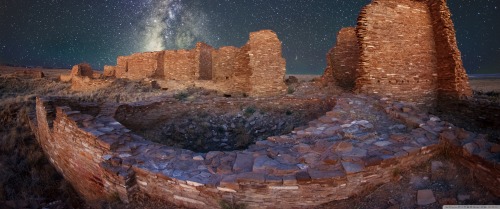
[469, 78, 500, 92]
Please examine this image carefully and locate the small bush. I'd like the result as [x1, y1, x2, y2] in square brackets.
[174, 92, 189, 101]
[244, 106, 256, 117]
[219, 199, 247, 209]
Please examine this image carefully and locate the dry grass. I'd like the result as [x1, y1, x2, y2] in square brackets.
[0, 99, 84, 208]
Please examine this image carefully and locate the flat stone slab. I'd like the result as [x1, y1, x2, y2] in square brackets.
[233, 153, 253, 173]
[417, 189, 436, 205]
[341, 161, 365, 174]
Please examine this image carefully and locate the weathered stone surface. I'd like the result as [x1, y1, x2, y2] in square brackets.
[71, 63, 94, 78]
[30, 54, 497, 209]
[323, 0, 472, 105]
[233, 153, 253, 173]
[321, 27, 359, 90]
[417, 189, 436, 205]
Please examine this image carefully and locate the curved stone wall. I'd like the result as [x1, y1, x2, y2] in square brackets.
[30, 95, 500, 208]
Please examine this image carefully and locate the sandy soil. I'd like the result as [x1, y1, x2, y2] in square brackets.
[469, 78, 500, 92]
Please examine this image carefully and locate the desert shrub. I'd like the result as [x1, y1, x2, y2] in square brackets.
[174, 92, 189, 101]
[219, 199, 247, 209]
[244, 106, 256, 116]
[0, 99, 83, 206]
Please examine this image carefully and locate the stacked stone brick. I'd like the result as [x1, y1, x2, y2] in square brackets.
[104, 30, 286, 97]
[60, 63, 112, 91]
[323, 0, 472, 105]
[321, 27, 359, 90]
[426, 0, 472, 100]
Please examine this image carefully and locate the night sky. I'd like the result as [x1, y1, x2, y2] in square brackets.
[0, 0, 499, 74]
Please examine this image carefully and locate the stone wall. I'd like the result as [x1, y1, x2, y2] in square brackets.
[29, 99, 110, 202]
[71, 63, 94, 78]
[322, 27, 359, 90]
[13, 70, 45, 79]
[60, 63, 100, 83]
[114, 51, 164, 80]
[322, 0, 472, 105]
[356, 0, 438, 105]
[426, 0, 472, 100]
[163, 49, 197, 81]
[103, 65, 116, 77]
[196, 43, 214, 80]
[105, 30, 286, 97]
[70, 76, 112, 92]
[212, 46, 239, 83]
[247, 30, 287, 97]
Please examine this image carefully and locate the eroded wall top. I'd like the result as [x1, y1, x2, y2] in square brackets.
[104, 30, 286, 97]
[323, 0, 472, 105]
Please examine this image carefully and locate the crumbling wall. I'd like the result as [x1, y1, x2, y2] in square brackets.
[247, 30, 287, 97]
[323, 27, 359, 90]
[13, 70, 45, 79]
[103, 65, 116, 77]
[356, 0, 438, 105]
[426, 0, 472, 100]
[60, 63, 98, 83]
[104, 30, 286, 97]
[71, 76, 112, 91]
[71, 63, 94, 78]
[114, 52, 164, 80]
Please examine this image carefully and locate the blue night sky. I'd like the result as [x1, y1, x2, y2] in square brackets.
[0, 0, 499, 74]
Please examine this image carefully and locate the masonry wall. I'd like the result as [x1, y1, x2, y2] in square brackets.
[105, 30, 286, 97]
[163, 50, 197, 81]
[212, 46, 239, 83]
[196, 42, 214, 80]
[231, 44, 253, 95]
[114, 52, 164, 80]
[247, 30, 287, 97]
[323, 27, 360, 90]
[30, 99, 110, 202]
[426, 0, 472, 100]
[356, 0, 438, 105]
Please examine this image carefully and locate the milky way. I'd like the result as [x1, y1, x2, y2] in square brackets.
[140, 0, 212, 51]
[0, 0, 498, 74]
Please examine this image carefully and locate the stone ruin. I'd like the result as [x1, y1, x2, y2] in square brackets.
[60, 63, 112, 91]
[322, 0, 472, 106]
[30, 95, 500, 208]
[103, 30, 287, 97]
[28, 0, 500, 208]
[12, 70, 45, 79]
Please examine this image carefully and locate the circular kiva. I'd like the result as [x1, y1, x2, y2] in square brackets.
[30, 95, 498, 208]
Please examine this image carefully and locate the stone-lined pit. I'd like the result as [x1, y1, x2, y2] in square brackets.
[30, 95, 500, 209]
[114, 96, 336, 152]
